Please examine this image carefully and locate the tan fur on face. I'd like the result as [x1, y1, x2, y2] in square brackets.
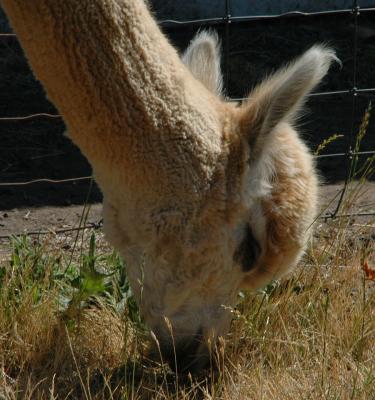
[1, 1, 335, 370]
[241, 123, 318, 288]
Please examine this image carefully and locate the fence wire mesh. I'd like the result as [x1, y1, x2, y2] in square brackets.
[0, 1, 374, 239]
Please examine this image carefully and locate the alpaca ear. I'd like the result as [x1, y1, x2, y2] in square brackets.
[239, 45, 338, 154]
[182, 30, 223, 96]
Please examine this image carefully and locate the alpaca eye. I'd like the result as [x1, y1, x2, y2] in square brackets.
[234, 225, 261, 272]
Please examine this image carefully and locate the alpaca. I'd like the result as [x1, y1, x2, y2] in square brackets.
[1, 0, 336, 373]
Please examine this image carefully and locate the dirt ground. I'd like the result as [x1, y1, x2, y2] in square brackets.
[1, 181, 374, 269]
[1, 181, 374, 239]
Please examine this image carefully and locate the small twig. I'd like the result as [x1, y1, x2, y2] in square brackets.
[351, 223, 375, 228]
[320, 212, 375, 220]
[0, 221, 103, 240]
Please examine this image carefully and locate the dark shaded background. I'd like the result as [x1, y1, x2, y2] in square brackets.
[1, 2, 375, 210]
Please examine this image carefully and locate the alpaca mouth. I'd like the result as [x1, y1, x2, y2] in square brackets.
[158, 327, 210, 374]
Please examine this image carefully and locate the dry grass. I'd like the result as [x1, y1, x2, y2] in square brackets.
[0, 188, 374, 399]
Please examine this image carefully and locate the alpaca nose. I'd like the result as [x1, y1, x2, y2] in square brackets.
[159, 328, 210, 373]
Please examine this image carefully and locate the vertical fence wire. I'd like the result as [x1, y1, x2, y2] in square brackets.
[224, 0, 231, 92]
[330, 0, 361, 219]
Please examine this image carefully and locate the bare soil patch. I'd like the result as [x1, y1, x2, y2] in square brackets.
[1, 181, 374, 238]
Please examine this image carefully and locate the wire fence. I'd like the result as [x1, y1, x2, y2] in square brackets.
[1, 0, 375, 239]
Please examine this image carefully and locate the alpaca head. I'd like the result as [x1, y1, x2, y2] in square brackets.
[102, 32, 336, 373]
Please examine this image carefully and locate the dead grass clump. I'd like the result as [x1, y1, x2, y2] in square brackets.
[62, 305, 127, 370]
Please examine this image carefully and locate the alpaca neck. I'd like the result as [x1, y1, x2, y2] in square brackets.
[2, 0, 221, 192]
